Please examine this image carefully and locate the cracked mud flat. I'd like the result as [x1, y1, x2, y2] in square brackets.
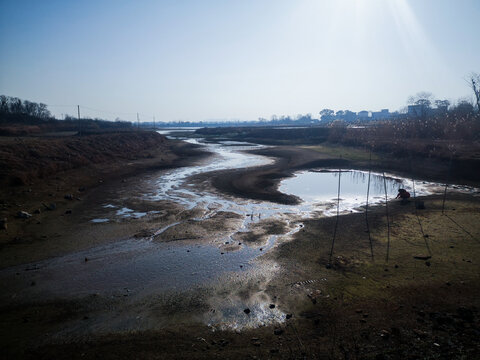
[1, 132, 480, 359]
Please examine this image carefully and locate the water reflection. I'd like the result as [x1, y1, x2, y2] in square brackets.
[279, 170, 440, 214]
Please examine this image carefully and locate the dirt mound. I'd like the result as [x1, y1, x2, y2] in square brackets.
[0, 131, 168, 186]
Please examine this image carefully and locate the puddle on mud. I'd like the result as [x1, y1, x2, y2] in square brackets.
[279, 169, 449, 215]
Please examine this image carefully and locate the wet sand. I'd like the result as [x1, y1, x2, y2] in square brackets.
[1, 139, 480, 359]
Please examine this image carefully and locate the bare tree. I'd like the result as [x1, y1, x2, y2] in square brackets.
[469, 72, 480, 111]
[407, 91, 434, 107]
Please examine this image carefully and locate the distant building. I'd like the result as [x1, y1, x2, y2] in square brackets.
[408, 104, 428, 117]
[357, 110, 370, 120]
[371, 109, 391, 120]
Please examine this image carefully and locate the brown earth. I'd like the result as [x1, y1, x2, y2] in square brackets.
[1, 134, 479, 359]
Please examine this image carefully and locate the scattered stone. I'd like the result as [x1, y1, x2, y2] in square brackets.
[17, 211, 32, 219]
[64, 194, 74, 200]
[360, 319, 367, 323]
[239, 265, 243, 268]
[273, 328, 283, 335]
[286, 314, 292, 319]
[449, 246, 454, 248]
[423, 234, 429, 238]
[43, 203, 56, 211]
[220, 252, 224, 255]
[270, 349, 279, 354]
[413, 329, 428, 339]
[363, 313, 369, 318]
[425, 261, 431, 267]
[238, 242, 242, 245]
[355, 309, 363, 313]
[379, 330, 390, 339]
[225, 241, 229, 244]
[219, 339, 229, 347]
[325, 263, 332, 269]
[269, 304, 275, 309]
[0, 218, 7, 230]
[244, 308, 251, 314]
[414, 255, 431, 260]
[78, 187, 86, 192]
[394, 264, 399, 269]
[84, 257, 88, 262]
[30, 281, 36, 286]
[259, 248, 263, 251]
[65, 209, 72, 214]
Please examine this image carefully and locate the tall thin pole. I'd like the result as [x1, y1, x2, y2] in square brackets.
[365, 150, 374, 261]
[383, 172, 391, 263]
[442, 154, 453, 214]
[153, 115, 156, 130]
[137, 113, 140, 130]
[329, 169, 342, 266]
[77, 105, 81, 135]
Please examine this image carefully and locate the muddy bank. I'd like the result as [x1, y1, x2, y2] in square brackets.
[0, 132, 210, 265]
[1, 134, 479, 360]
[3, 194, 479, 360]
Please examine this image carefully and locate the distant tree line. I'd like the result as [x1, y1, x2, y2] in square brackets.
[0, 95, 51, 118]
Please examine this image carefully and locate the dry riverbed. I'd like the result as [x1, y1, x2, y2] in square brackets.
[1, 138, 479, 359]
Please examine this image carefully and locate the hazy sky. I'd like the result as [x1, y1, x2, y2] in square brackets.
[1, 0, 479, 122]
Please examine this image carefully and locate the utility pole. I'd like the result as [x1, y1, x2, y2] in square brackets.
[153, 115, 156, 130]
[137, 112, 140, 130]
[77, 105, 81, 135]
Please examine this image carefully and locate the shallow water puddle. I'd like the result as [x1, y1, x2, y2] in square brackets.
[279, 170, 440, 214]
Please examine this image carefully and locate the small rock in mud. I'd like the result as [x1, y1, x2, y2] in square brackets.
[65, 209, 72, 214]
[44, 203, 56, 211]
[269, 304, 275, 309]
[244, 308, 251, 314]
[273, 328, 283, 335]
[64, 194, 74, 200]
[286, 314, 292, 319]
[17, 211, 32, 219]
[379, 330, 390, 339]
[259, 248, 263, 251]
[425, 261, 431, 267]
